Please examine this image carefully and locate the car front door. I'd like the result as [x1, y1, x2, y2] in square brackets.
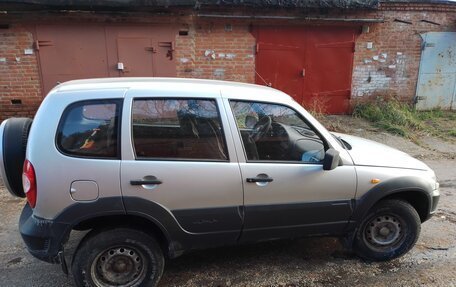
[121, 91, 243, 249]
[225, 99, 357, 242]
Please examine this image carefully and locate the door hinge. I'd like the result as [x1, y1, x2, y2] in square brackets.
[34, 40, 54, 50]
[145, 47, 157, 53]
[422, 42, 435, 51]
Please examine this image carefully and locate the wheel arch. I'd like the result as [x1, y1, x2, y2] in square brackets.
[52, 197, 188, 260]
[73, 214, 170, 256]
[383, 191, 430, 222]
[350, 176, 433, 226]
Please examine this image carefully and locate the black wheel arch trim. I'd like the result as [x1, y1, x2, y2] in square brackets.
[21, 196, 243, 263]
[348, 176, 434, 230]
[20, 197, 180, 263]
[54, 197, 181, 258]
[20, 197, 126, 263]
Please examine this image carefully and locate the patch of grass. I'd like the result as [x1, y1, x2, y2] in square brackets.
[353, 98, 456, 141]
[415, 108, 444, 121]
[353, 99, 424, 138]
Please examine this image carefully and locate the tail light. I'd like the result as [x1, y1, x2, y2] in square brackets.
[22, 160, 37, 208]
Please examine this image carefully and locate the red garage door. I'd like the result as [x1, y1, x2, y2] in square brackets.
[254, 26, 358, 114]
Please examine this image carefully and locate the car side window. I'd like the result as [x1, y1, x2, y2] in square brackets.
[132, 98, 228, 161]
[230, 100, 326, 163]
[56, 100, 122, 159]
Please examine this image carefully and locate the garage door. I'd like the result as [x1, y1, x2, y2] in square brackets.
[416, 32, 456, 110]
[36, 25, 177, 95]
[253, 26, 358, 114]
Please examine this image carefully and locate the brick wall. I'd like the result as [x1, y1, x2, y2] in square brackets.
[0, 25, 42, 121]
[176, 22, 255, 83]
[1, 3, 456, 120]
[351, 3, 456, 104]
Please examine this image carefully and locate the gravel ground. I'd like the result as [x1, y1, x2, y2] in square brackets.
[0, 116, 455, 287]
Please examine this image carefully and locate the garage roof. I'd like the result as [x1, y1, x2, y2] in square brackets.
[0, 0, 380, 10]
[2, 0, 455, 11]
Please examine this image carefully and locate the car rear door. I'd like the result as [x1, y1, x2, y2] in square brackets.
[120, 87, 244, 249]
[222, 92, 357, 243]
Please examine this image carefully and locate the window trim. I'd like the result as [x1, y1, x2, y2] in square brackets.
[228, 99, 329, 164]
[55, 99, 123, 160]
[131, 97, 230, 162]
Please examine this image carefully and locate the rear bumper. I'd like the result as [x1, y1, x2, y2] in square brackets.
[19, 203, 70, 264]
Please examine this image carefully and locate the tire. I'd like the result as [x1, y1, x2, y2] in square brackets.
[1, 118, 33, 198]
[72, 228, 165, 287]
[353, 199, 421, 261]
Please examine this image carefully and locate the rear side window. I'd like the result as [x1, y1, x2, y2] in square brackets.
[56, 100, 122, 159]
[132, 98, 228, 161]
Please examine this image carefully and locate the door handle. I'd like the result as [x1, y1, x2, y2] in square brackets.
[130, 179, 162, 185]
[246, 177, 273, 183]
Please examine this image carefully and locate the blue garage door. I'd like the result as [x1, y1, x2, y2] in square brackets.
[416, 32, 456, 110]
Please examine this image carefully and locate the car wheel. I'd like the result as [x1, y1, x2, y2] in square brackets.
[72, 228, 164, 287]
[0, 118, 33, 198]
[353, 199, 421, 261]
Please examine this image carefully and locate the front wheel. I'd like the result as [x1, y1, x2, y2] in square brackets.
[353, 199, 421, 261]
[72, 228, 164, 287]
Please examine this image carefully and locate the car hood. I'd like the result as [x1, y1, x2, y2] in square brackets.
[333, 133, 430, 170]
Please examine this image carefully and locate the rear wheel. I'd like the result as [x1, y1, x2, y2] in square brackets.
[353, 199, 421, 261]
[72, 228, 164, 287]
[0, 118, 32, 197]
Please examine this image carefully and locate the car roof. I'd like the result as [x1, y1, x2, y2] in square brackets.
[52, 77, 291, 102]
[55, 77, 271, 92]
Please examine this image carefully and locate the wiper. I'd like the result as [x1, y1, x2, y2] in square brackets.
[331, 134, 346, 149]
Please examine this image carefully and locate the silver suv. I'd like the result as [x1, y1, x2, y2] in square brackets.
[0, 78, 440, 286]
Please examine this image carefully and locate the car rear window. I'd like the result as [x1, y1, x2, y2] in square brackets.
[132, 98, 228, 161]
[56, 100, 122, 159]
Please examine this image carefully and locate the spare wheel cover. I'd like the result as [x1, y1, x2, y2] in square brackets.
[0, 118, 32, 198]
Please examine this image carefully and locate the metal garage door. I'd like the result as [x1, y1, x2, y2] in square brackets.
[416, 32, 456, 110]
[253, 26, 358, 114]
[36, 25, 177, 95]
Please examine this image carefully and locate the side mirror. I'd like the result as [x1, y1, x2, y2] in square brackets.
[323, 148, 341, 171]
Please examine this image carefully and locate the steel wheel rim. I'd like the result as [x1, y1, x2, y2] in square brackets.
[364, 214, 405, 250]
[91, 245, 147, 287]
